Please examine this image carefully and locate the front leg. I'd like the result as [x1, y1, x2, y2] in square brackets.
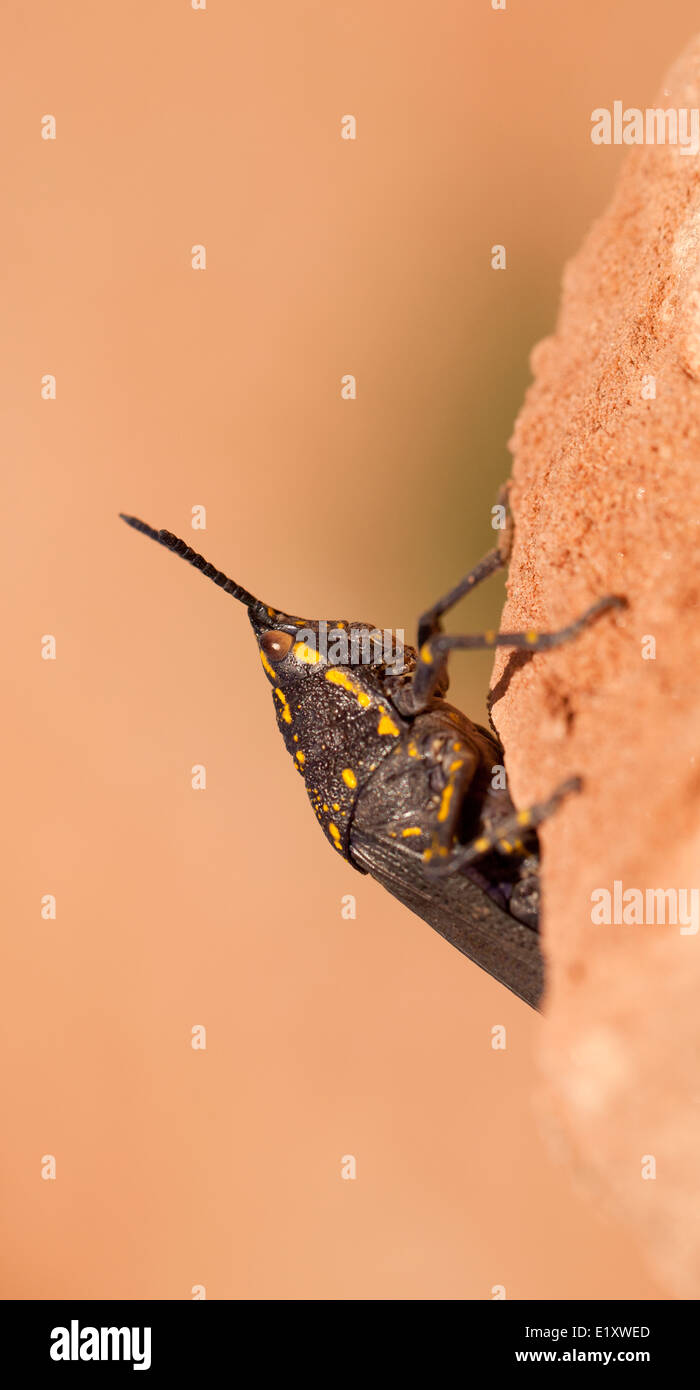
[398, 595, 626, 715]
[416, 547, 505, 649]
[409, 484, 514, 697]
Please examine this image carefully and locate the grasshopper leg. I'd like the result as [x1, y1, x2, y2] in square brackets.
[422, 775, 582, 878]
[402, 595, 626, 715]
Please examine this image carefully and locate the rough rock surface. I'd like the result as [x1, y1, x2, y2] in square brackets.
[492, 37, 700, 1294]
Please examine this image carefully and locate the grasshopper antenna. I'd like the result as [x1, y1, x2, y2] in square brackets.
[119, 513, 269, 620]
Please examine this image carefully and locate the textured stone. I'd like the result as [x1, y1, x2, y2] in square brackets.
[491, 35, 700, 1294]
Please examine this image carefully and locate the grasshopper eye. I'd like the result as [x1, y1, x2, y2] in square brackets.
[260, 630, 293, 662]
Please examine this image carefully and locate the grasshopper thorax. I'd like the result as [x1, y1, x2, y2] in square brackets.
[248, 607, 414, 859]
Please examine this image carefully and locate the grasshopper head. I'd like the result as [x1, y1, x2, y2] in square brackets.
[120, 515, 410, 858]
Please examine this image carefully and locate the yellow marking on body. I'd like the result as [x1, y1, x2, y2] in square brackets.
[438, 784, 454, 822]
[408, 741, 419, 758]
[332, 802, 340, 811]
[499, 839, 513, 853]
[293, 733, 299, 742]
[260, 649, 277, 681]
[423, 847, 432, 861]
[514, 838, 525, 852]
[484, 630, 496, 645]
[474, 837, 490, 853]
[329, 822, 342, 848]
[323, 803, 328, 811]
[419, 643, 433, 665]
[377, 714, 399, 737]
[342, 768, 357, 789]
[525, 629, 538, 644]
[266, 607, 275, 618]
[325, 667, 371, 707]
[293, 640, 322, 665]
[517, 809, 531, 826]
[274, 688, 292, 723]
[295, 750, 305, 765]
[448, 759, 464, 773]
[402, 827, 421, 837]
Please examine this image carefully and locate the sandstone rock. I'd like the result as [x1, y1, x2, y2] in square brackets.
[492, 35, 700, 1295]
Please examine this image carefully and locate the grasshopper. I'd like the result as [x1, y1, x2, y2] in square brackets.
[120, 510, 624, 1009]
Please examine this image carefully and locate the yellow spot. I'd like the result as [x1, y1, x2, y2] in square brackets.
[274, 688, 292, 723]
[423, 847, 432, 862]
[408, 741, 419, 758]
[419, 643, 433, 665]
[517, 809, 531, 826]
[293, 641, 322, 665]
[342, 768, 357, 788]
[484, 630, 495, 645]
[402, 827, 421, 837]
[293, 733, 299, 742]
[377, 714, 399, 737]
[332, 802, 340, 811]
[514, 838, 525, 852]
[323, 803, 328, 811]
[336, 621, 346, 629]
[295, 750, 305, 765]
[329, 822, 341, 848]
[259, 649, 276, 681]
[525, 629, 538, 644]
[499, 839, 513, 853]
[325, 668, 371, 707]
[266, 606, 275, 618]
[449, 759, 464, 773]
[438, 784, 454, 822]
[474, 837, 490, 853]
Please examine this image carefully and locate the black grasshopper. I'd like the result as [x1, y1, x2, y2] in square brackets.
[120, 511, 624, 1010]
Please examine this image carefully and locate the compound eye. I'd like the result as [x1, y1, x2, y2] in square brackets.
[260, 630, 293, 663]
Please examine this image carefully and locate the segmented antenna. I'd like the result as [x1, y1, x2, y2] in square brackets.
[119, 514, 269, 619]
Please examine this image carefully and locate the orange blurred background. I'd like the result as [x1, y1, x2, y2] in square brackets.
[3, 1, 694, 1299]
